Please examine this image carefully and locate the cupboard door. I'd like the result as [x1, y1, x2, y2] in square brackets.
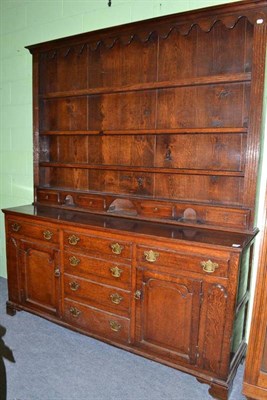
[135, 268, 202, 365]
[20, 240, 61, 316]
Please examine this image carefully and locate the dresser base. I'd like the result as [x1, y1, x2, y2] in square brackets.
[6, 298, 246, 400]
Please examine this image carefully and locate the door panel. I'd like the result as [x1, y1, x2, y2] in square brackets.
[20, 240, 60, 316]
[135, 268, 202, 365]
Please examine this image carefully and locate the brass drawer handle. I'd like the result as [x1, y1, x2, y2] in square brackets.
[11, 222, 21, 232]
[134, 290, 142, 300]
[69, 256, 81, 266]
[110, 243, 124, 255]
[68, 235, 80, 246]
[69, 306, 81, 317]
[144, 250, 159, 263]
[43, 230, 53, 240]
[110, 266, 123, 278]
[110, 293, 123, 305]
[109, 320, 121, 332]
[54, 268, 60, 278]
[201, 260, 219, 273]
[69, 281, 80, 291]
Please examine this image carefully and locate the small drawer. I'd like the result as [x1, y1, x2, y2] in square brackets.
[174, 204, 250, 230]
[205, 208, 250, 229]
[8, 219, 59, 244]
[64, 252, 131, 289]
[64, 299, 130, 344]
[37, 190, 59, 205]
[63, 231, 132, 259]
[75, 195, 104, 211]
[139, 202, 173, 220]
[137, 245, 229, 277]
[64, 275, 130, 317]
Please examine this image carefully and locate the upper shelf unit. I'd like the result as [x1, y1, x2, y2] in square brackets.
[38, 19, 252, 135]
[27, 0, 267, 232]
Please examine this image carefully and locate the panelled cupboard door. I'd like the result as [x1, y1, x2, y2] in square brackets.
[19, 240, 61, 316]
[134, 268, 202, 365]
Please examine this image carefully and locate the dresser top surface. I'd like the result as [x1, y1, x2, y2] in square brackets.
[3, 204, 256, 250]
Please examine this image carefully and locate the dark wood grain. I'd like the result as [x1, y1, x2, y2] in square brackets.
[64, 299, 131, 344]
[20, 240, 60, 316]
[40, 72, 251, 99]
[64, 274, 130, 317]
[3, 204, 255, 247]
[3, 2, 267, 400]
[135, 269, 202, 365]
[39, 44, 88, 94]
[63, 251, 131, 289]
[2, 204, 256, 400]
[40, 127, 248, 135]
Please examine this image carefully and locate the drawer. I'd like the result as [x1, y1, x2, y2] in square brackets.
[75, 194, 104, 211]
[37, 189, 59, 205]
[139, 202, 173, 220]
[64, 275, 130, 317]
[137, 245, 230, 278]
[64, 299, 130, 344]
[63, 231, 132, 259]
[64, 252, 131, 289]
[7, 219, 59, 244]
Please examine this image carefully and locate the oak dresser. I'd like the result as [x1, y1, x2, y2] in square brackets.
[3, 1, 267, 399]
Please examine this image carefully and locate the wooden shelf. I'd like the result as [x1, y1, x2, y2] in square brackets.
[39, 162, 245, 177]
[39, 127, 248, 136]
[40, 72, 251, 99]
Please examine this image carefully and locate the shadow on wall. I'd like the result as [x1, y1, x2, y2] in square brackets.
[0, 325, 15, 400]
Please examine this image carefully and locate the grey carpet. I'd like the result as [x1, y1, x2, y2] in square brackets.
[0, 277, 246, 400]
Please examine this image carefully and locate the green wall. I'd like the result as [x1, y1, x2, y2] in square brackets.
[0, 0, 253, 278]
